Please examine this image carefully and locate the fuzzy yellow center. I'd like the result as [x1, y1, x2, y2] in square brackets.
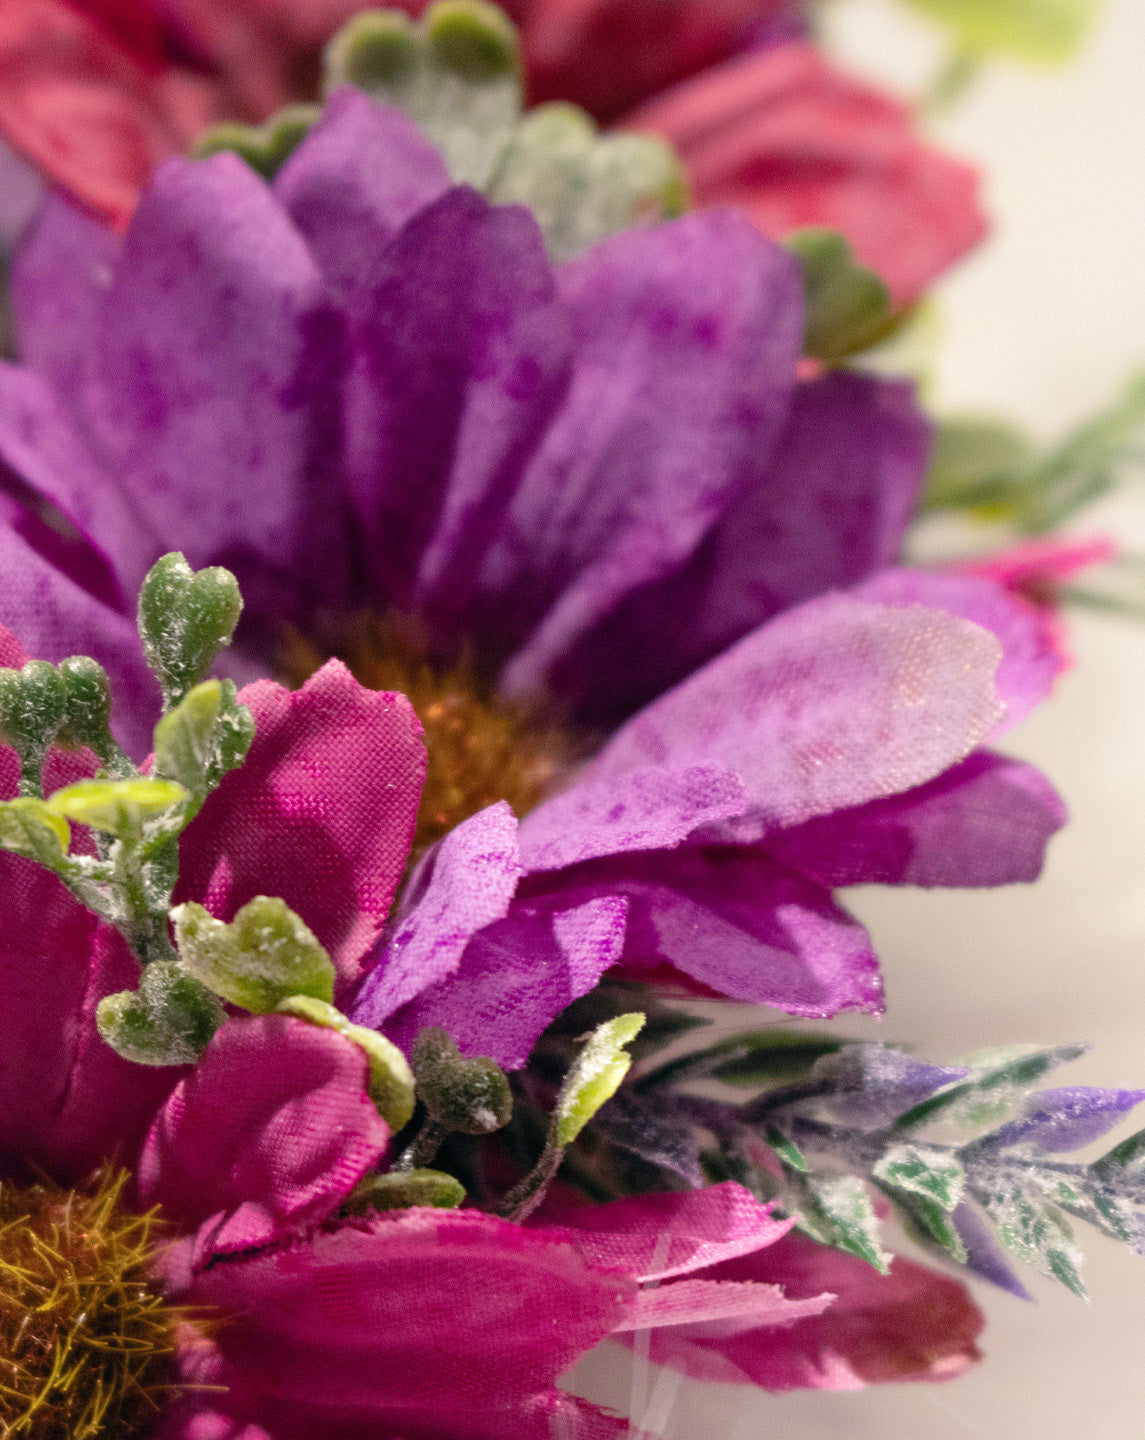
[281, 616, 573, 862]
[0, 1171, 179, 1439]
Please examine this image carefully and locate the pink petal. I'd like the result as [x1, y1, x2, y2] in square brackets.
[616, 1276, 830, 1331]
[138, 1013, 388, 1262]
[176, 661, 426, 997]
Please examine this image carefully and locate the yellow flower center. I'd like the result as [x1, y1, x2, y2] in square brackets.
[0, 1171, 180, 1439]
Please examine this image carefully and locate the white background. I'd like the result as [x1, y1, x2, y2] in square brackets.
[574, 0, 1145, 1432]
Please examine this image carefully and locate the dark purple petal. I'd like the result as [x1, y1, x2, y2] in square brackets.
[10, 189, 120, 400]
[588, 591, 1004, 839]
[386, 893, 628, 1069]
[763, 750, 1067, 887]
[176, 663, 426, 999]
[343, 185, 568, 620]
[981, 1086, 1145, 1154]
[492, 209, 803, 700]
[352, 801, 521, 1030]
[0, 524, 157, 754]
[541, 846, 882, 1015]
[79, 153, 350, 614]
[858, 568, 1061, 736]
[950, 1201, 1033, 1299]
[275, 88, 451, 311]
[138, 1014, 388, 1263]
[518, 762, 747, 873]
[548, 371, 930, 722]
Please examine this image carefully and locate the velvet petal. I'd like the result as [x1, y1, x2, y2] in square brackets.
[275, 87, 451, 310]
[626, 41, 986, 307]
[548, 370, 930, 722]
[79, 152, 350, 612]
[764, 749, 1068, 888]
[858, 568, 1062, 736]
[385, 893, 628, 1069]
[353, 801, 522, 1030]
[588, 592, 1004, 837]
[176, 662, 426, 997]
[139, 1014, 388, 1263]
[494, 209, 803, 700]
[641, 1230, 984, 1390]
[176, 1209, 634, 1431]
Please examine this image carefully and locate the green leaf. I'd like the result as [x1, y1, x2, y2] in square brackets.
[553, 1013, 645, 1148]
[152, 678, 254, 800]
[412, 1027, 513, 1135]
[56, 656, 117, 760]
[96, 960, 225, 1066]
[884, 1186, 969, 1264]
[641, 1029, 842, 1090]
[0, 798, 70, 863]
[785, 229, 897, 362]
[902, 0, 1104, 64]
[276, 994, 417, 1131]
[192, 104, 320, 180]
[344, 1168, 466, 1213]
[46, 777, 186, 837]
[873, 1144, 965, 1211]
[893, 1044, 1087, 1133]
[138, 553, 243, 710]
[174, 897, 336, 1014]
[1093, 1125, 1145, 1182]
[793, 1173, 891, 1274]
[766, 1126, 808, 1173]
[976, 1180, 1087, 1296]
[922, 415, 1035, 513]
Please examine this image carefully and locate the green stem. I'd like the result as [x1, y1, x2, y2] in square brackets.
[492, 1143, 564, 1223]
[398, 1118, 449, 1172]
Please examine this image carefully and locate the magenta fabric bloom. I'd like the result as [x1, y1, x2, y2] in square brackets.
[0, 87, 1066, 1063]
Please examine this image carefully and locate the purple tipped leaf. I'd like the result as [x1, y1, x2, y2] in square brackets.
[981, 1086, 1145, 1154]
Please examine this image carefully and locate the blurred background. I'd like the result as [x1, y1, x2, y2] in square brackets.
[574, 0, 1145, 1433]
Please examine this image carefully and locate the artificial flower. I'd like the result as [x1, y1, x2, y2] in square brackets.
[0, 1, 985, 303]
[0, 88, 1064, 1053]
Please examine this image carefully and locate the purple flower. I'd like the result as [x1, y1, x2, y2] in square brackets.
[0, 88, 1066, 1065]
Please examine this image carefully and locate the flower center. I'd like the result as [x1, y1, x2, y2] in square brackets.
[280, 616, 573, 861]
[0, 1171, 180, 1439]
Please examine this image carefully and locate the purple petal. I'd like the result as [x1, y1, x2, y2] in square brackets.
[176, 663, 426, 999]
[858, 568, 1061, 736]
[518, 762, 747, 873]
[951, 1201, 1033, 1299]
[0, 524, 157, 755]
[547, 371, 930, 722]
[763, 750, 1068, 887]
[0, 361, 159, 605]
[275, 88, 451, 310]
[342, 185, 567, 618]
[353, 801, 522, 1029]
[490, 209, 803, 699]
[10, 189, 120, 399]
[386, 893, 628, 1069]
[177, 1209, 633, 1421]
[79, 153, 350, 613]
[588, 591, 1004, 838]
[558, 846, 882, 1014]
[539, 1182, 793, 1282]
[817, 1044, 970, 1127]
[138, 1014, 388, 1263]
[982, 1086, 1145, 1154]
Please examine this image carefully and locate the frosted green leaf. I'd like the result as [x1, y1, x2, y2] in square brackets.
[96, 960, 224, 1066]
[152, 678, 254, 801]
[894, 1044, 1087, 1133]
[553, 1013, 645, 1148]
[767, 1126, 808, 1173]
[794, 1173, 891, 1274]
[138, 553, 243, 711]
[412, 1027, 512, 1135]
[976, 1180, 1087, 1296]
[902, 0, 1104, 64]
[174, 898, 336, 1014]
[345, 1168, 466, 1213]
[887, 1188, 969, 1264]
[277, 994, 417, 1131]
[46, 778, 186, 837]
[0, 798, 70, 862]
[874, 1144, 965, 1211]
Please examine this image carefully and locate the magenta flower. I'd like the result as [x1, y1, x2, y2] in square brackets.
[0, 89, 1065, 1060]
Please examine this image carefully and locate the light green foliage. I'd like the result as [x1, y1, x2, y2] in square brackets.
[96, 961, 225, 1067]
[902, 0, 1104, 63]
[766, 1126, 808, 1173]
[894, 1044, 1087, 1133]
[276, 995, 418, 1131]
[193, 106, 320, 178]
[0, 798, 70, 864]
[977, 1179, 1087, 1296]
[46, 778, 187, 839]
[345, 1168, 466, 1213]
[874, 1144, 965, 1210]
[412, 1027, 513, 1135]
[174, 898, 336, 1014]
[0, 661, 67, 795]
[152, 679, 255, 806]
[792, 1172, 892, 1274]
[786, 229, 898, 362]
[56, 656, 131, 775]
[890, 1189, 969, 1263]
[137, 553, 243, 712]
[553, 1013, 645, 1148]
